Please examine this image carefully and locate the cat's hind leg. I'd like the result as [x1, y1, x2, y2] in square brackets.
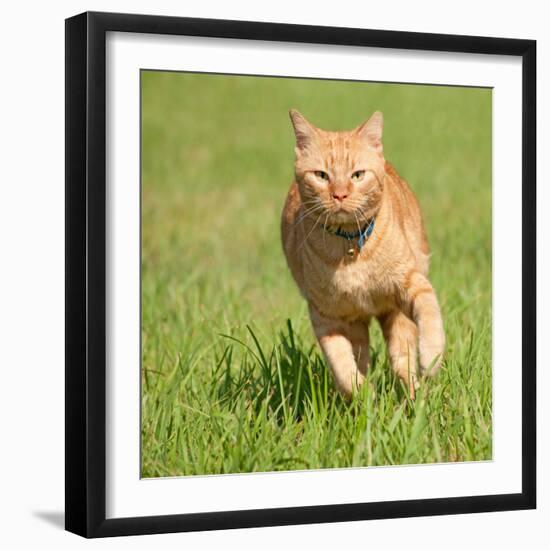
[380, 310, 418, 399]
[309, 307, 369, 399]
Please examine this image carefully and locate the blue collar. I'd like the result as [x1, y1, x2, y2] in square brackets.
[328, 218, 375, 251]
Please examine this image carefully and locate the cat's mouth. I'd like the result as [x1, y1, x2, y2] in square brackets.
[330, 194, 368, 211]
[330, 200, 352, 213]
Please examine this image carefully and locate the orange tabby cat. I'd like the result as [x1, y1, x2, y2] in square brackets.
[281, 110, 445, 399]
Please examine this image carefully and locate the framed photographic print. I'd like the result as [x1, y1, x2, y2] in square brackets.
[65, 11, 536, 538]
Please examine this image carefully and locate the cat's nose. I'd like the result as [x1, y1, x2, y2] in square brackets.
[332, 192, 348, 202]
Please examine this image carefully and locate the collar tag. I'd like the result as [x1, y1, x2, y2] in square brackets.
[330, 218, 375, 253]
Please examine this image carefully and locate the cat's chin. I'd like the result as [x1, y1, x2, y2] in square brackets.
[329, 211, 358, 227]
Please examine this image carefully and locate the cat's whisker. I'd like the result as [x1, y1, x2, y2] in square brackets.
[293, 203, 324, 226]
[294, 201, 323, 221]
[356, 205, 370, 224]
[295, 206, 322, 224]
[322, 211, 332, 251]
[300, 198, 322, 209]
[353, 211, 361, 235]
[300, 199, 321, 210]
[297, 211, 325, 252]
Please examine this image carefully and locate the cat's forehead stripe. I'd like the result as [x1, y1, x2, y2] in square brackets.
[323, 133, 354, 165]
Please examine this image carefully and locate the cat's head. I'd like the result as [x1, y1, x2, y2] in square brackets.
[289, 110, 385, 228]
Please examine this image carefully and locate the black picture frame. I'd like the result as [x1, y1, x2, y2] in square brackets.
[65, 11, 536, 538]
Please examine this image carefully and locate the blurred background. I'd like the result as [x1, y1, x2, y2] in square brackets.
[141, 70, 492, 477]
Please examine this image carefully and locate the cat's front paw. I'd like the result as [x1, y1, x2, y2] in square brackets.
[419, 344, 444, 377]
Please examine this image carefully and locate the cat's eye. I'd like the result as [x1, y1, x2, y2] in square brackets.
[315, 171, 329, 181]
[351, 170, 366, 181]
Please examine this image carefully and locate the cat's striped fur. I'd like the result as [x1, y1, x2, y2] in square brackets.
[281, 110, 445, 398]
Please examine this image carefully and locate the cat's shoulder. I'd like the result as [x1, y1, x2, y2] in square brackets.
[384, 161, 401, 181]
[384, 161, 409, 189]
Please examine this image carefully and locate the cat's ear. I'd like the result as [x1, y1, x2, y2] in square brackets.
[356, 111, 384, 153]
[289, 109, 317, 150]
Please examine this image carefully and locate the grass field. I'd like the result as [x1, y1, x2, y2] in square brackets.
[140, 71, 492, 477]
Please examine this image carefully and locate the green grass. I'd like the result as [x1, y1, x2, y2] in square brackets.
[141, 71, 492, 477]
